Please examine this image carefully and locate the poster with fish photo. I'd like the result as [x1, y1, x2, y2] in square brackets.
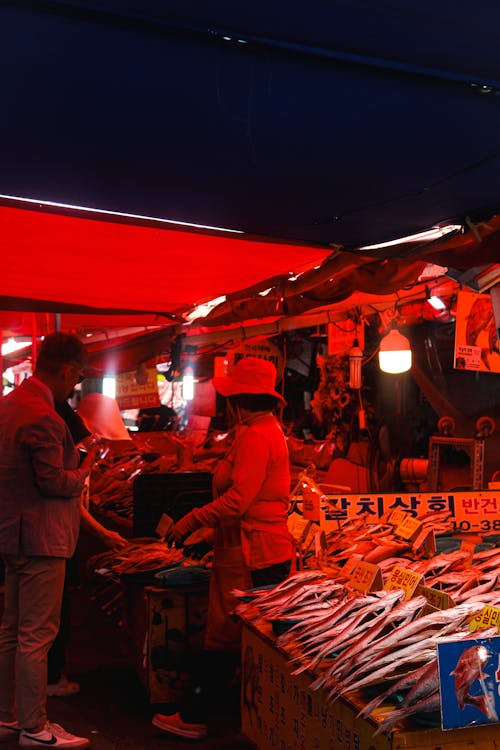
[454, 289, 500, 372]
[437, 636, 500, 730]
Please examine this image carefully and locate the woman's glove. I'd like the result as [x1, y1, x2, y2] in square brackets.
[182, 527, 215, 560]
[167, 512, 198, 545]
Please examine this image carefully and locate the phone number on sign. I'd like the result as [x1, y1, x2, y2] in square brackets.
[452, 519, 500, 532]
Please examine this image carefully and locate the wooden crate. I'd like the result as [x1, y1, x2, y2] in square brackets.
[125, 582, 208, 704]
[241, 621, 500, 750]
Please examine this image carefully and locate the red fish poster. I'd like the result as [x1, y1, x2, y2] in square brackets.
[437, 637, 500, 729]
[454, 289, 500, 372]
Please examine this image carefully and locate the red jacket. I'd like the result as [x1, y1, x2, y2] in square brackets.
[0, 377, 86, 557]
[189, 413, 293, 569]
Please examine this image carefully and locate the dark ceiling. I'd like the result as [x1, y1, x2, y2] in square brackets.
[2, 0, 500, 253]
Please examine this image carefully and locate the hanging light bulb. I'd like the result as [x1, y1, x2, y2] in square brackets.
[379, 329, 412, 374]
[182, 365, 194, 400]
[425, 285, 446, 311]
[349, 339, 363, 388]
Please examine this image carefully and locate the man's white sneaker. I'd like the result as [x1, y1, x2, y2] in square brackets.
[19, 722, 89, 749]
[0, 721, 21, 742]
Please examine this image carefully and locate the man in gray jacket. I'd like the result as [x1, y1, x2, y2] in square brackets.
[0, 333, 98, 749]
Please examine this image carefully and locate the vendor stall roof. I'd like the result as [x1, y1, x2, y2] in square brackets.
[1, 0, 500, 350]
[0, 203, 330, 315]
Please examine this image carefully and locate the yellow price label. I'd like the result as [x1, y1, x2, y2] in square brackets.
[469, 605, 500, 633]
[395, 515, 423, 541]
[384, 565, 423, 600]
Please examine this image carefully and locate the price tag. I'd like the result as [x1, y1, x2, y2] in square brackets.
[469, 606, 500, 633]
[384, 565, 423, 599]
[342, 554, 364, 578]
[417, 584, 455, 610]
[460, 538, 477, 569]
[412, 528, 436, 557]
[395, 515, 423, 541]
[155, 512, 174, 539]
[387, 509, 407, 527]
[420, 603, 440, 617]
[349, 561, 383, 593]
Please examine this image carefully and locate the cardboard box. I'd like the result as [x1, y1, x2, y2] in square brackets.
[126, 583, 208, 704]
[241, 621, 500, 750]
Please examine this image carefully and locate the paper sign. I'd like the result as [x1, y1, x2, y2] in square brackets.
[395, 515, 423, 541]
[452, 493, 500, 531]
[349, 561, 383, 593]
[116, 367, 161, 410]
[454, 289, 500, 373]
[469, 606, 500, 634]
[302, 483, 324, 523]
[384, 566, 423, 599]
[229, 339, 284, 380]
[417, 584, 454, 610]
[438, 636, 500, 729]
[318, 490, 500, 525]
[155, 513, 174, 539]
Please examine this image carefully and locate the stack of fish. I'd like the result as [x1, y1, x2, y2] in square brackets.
[319, 510, 453, 576]
[90, 444, 178, 519]
[235, 531, 500, 735]
[88, 540, 185, 577]
[86, 539, 186, 623]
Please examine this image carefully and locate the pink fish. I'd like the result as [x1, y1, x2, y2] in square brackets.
[456, 575, 499, 603]
[450, 644, 489, 710]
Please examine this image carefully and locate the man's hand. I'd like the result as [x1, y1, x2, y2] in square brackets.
[101, 529, 128, 549]
[80, 445, 100, 475]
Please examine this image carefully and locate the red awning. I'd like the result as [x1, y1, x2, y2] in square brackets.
[0, 204, 331, 315]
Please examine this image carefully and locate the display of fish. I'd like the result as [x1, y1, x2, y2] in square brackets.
[454, 571, 500, 603]
[290, 590, 408, 675]
[308, 594, 426, 684]
[233, 570, 342, 620]
[357, 659, 438, 720]
[235, 510, 500, 738]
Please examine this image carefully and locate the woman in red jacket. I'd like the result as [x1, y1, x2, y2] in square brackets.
[153, 357, 293, 739]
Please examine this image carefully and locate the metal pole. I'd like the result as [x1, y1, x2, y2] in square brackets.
[0, 331, 3, 396]
[31, 313, 37, 371]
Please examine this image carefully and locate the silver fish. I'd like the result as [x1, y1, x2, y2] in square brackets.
[373, 692, 441, 736]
